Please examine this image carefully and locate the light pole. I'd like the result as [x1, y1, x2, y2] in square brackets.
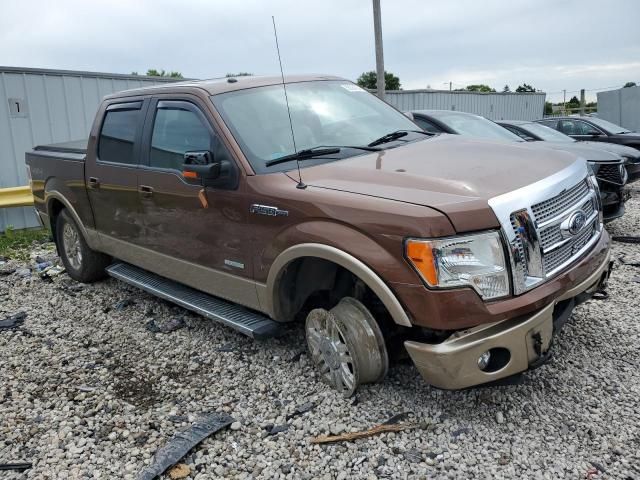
[372, 0, 385, 99]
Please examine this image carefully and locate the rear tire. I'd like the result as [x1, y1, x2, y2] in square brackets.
[56, 209, 110, 283]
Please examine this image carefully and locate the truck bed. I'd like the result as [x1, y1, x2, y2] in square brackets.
[33, 139, 87, 155]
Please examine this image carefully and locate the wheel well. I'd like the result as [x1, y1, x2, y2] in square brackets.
[275, 257, 393, 328]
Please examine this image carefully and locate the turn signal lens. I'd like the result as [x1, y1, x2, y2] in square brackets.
[406, 241, 438, 285]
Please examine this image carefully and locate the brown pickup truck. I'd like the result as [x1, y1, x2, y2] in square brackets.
[26, 75, 612, 396]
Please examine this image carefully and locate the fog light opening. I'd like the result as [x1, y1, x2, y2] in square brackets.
[478, 347, 511, 373]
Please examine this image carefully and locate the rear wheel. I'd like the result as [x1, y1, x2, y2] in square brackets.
[305, 297, 388, 397]
[56, 209, 110, 282]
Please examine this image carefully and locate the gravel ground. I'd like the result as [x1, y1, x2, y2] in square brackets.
[1, 196, 639, 480]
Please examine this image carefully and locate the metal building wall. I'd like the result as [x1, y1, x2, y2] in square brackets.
[384, 89, 546, 121]
[0, 66, 180, 231]
[598, 86, 640, 133]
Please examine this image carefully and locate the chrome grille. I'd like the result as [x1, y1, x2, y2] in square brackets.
[503, 173, 601, 294]
[538, 199, 595, 251]
[531, 179, 589, 223]
[544, 220, 597, 274]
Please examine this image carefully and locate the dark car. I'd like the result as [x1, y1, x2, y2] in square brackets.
[498, 120, 636, 189]
[536, 116, 640, 181]
[410, 110, 628, 221]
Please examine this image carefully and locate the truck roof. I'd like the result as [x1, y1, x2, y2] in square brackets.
[104, 74, 344, 99]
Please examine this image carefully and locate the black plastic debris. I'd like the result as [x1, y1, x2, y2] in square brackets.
[215, 343, 235, 352]
[265, 424, 289, 435]
[451, 426, 471, 438]
[612, 235, 640, 244]
[114, 298, 134, 311]
[591, 290, 609, 301]
[137, 412, 233, 480]
[145, 317, 186, 334]
[0, 312, 27, 330]
[0, 462, 32, 472]
[286, 401, 316, 420]
[383, 412, 413, 425]
[618, 255, 640, 267]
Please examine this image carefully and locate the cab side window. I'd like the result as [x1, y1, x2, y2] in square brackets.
[98, 104, 142, 164]
[150, 106, 211, 171]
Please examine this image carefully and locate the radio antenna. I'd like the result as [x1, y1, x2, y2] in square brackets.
[272, 15, 306, 189]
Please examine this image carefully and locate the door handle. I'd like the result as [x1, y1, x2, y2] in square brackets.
[139, 185, 154, 198]
[88, 177, 100, 189]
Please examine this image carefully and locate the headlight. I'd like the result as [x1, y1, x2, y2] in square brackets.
[405, 231, 510, 300]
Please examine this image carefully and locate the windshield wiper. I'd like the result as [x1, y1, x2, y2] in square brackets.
[368, 129, 432, 147]
[265, 145, 380, 167]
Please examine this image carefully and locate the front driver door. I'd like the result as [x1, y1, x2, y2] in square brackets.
[135, 96, 258, 308]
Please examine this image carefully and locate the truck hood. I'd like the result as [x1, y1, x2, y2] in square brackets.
[300, 134, 579, 232]
[525, 141, 622, 162]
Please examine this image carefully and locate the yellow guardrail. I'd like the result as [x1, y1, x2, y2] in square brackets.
[0, 186, 34, 208]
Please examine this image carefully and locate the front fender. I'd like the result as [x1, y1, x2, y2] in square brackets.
[260, 220, 418, 327]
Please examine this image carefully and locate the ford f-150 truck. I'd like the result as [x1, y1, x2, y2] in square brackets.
[26, 75, 612, 396]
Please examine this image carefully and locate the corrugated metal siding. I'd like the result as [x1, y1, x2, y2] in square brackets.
[598, 86, 640, 133]
[0, 67, 180, 231]
[384, 89, 546, 121]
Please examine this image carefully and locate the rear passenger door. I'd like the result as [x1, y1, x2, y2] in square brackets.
[86, 99, 148, 242]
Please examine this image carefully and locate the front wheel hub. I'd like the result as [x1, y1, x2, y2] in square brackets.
[305, 297, 388, 397]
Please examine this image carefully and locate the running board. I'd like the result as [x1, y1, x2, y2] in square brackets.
[106, 262, 281, 339]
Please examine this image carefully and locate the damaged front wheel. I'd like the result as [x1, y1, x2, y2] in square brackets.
[305, 297, 388, 397]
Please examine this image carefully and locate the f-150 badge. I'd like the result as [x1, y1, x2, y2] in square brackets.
[249, 204, 289, 217]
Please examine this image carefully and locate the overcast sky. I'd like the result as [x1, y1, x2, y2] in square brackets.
[2, 0, 639, 102]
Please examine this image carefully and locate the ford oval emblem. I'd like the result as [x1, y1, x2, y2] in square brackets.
[567, 211, 587, 235]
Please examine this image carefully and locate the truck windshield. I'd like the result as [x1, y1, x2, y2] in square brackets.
[210, 80, 421, 173]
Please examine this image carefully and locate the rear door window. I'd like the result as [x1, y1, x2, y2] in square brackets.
[98, 103, 143, 164]
[150, 103, 212, 171]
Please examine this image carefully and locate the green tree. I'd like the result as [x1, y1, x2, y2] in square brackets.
[515, 83, 536, 92]
[146, 69, 183, 78]
[226, 72, 253, 77]
[463, 84, 496, 92]
[623, 81, 637, 88]
[356, 71, 401, 90]
[503, 85, 511, 92]
[544, 102, 553, 115]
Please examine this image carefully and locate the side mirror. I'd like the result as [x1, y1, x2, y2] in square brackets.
[403, 112, 415, 120]
[182, 151, 220, 186]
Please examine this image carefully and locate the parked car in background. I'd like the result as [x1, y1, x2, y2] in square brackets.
[410, 110, 628, 221]
[24, 76, 612, 395]
[496, 120, 640, 191]
[536, 116, 640, 181]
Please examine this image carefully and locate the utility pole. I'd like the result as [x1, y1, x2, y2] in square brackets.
[579, 89, 585, 115]
[563, 89, 566, 115]
[449, 81, 452, 92]
[372, 0, 385, 99]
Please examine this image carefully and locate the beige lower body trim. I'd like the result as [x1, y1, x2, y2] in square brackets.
[97, 234, 263, 312]
[405, 250, 611, 390]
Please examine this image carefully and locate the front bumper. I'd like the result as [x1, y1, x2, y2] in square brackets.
[626, 161, 640, 183]
[404, 249, 613, 390]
